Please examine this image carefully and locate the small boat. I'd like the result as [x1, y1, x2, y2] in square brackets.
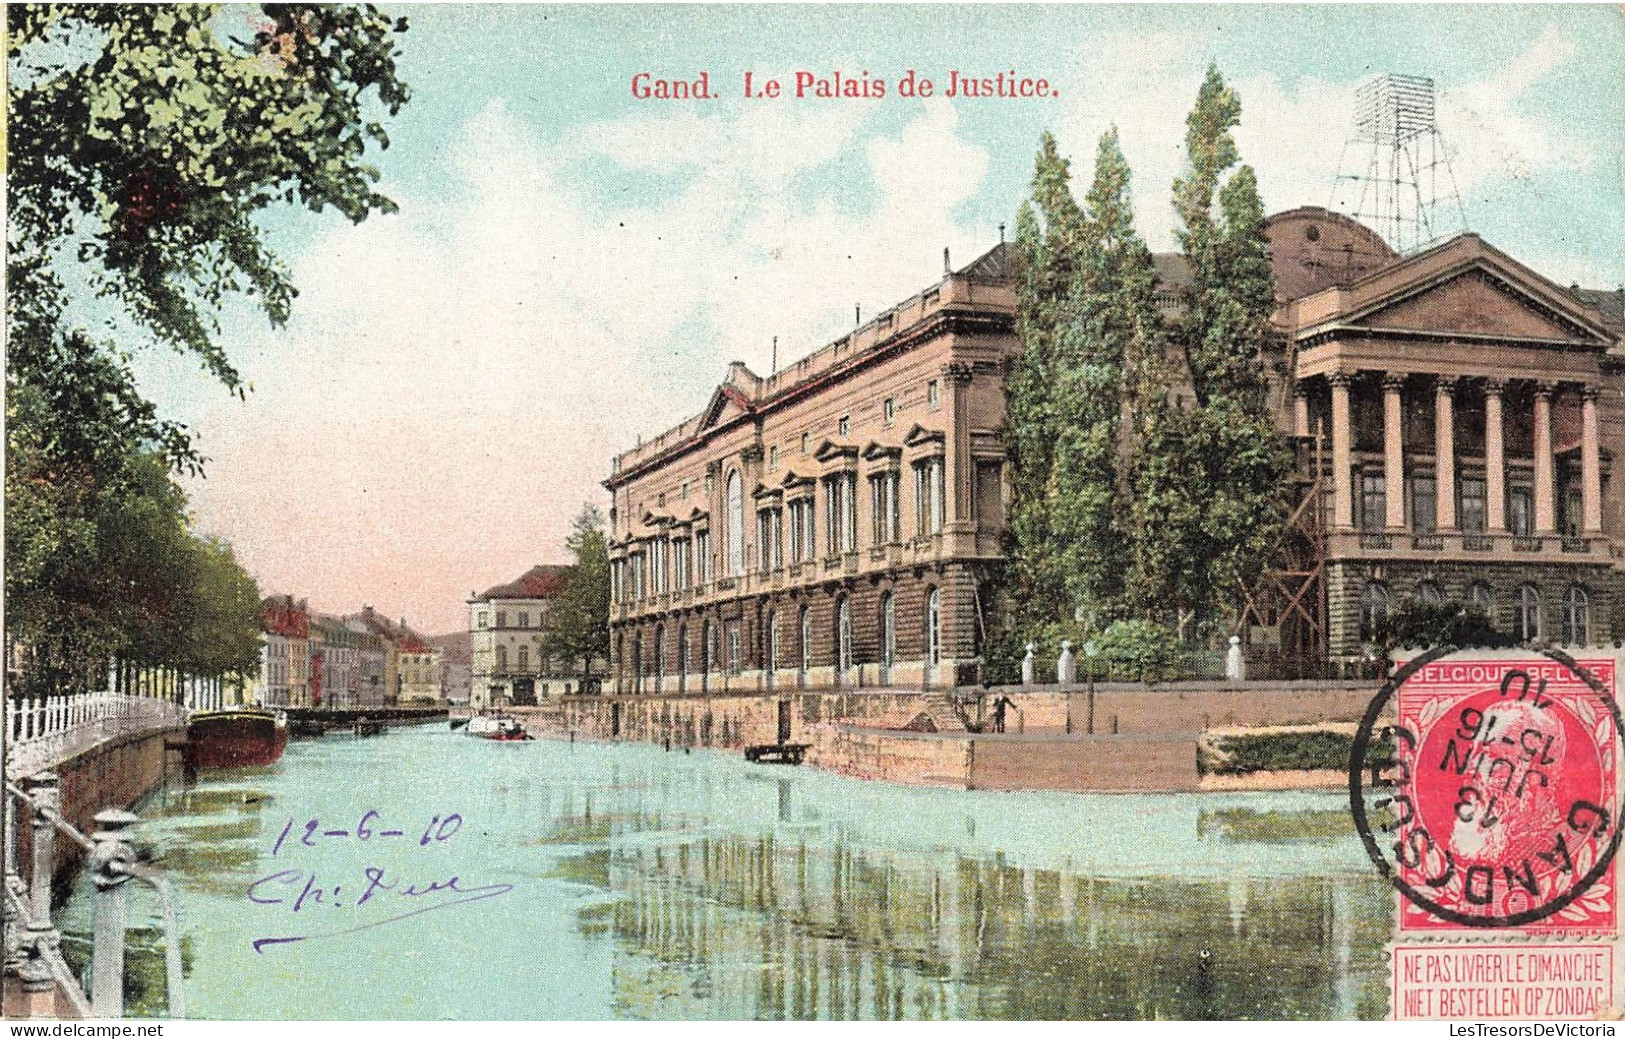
[449, 717, 470, 731]
[466, 715, 532, 741]
[184, 708, 290, 769]
[353, 716, 386, 738]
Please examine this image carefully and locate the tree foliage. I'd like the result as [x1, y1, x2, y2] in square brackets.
[1123, 65, 1292, 633]
[999, 68, 1293, 660]
[544, 504, 612, 685]
[6, 5, 410, 689]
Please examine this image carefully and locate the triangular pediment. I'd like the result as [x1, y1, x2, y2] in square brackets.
[1341, 247, 1613, 346]
[697, 384, 754, 431]
[903, 424, 945, 448]
[813, 440, 858, 463]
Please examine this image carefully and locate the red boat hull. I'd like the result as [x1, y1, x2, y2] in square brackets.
[184, 711, 289, 769]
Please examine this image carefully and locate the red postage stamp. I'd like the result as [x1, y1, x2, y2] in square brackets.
[1354, 648, 1622, 935]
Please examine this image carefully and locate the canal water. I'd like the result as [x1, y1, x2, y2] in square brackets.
[60, 724, 1395, 1020]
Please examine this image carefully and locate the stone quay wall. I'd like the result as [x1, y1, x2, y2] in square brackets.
[534, 680, 1381, 792]
[12, 725, 181, 889]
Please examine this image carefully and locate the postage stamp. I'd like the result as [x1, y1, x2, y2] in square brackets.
[1353, 648, 1623, 934]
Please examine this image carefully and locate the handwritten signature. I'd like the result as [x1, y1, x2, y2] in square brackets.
[247, 865, 513, 953]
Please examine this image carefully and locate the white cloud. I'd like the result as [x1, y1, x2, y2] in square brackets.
[182, 95, 994, 632]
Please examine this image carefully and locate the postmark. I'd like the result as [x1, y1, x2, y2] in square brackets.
[1351, 647, 1623, 933]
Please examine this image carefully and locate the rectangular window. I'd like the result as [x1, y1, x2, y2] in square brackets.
[915, 458, 945, 535]
[694, 530, 711, 583]
[495, 610, 507, 629]
[1460, 476, 1486, 533]
[758, 510, 774, 573]
[1411, 474, 1436, 533]
[1360, 472, 1386, 530]
[772, 509, 784, 569]
[681, 481, 689, 500]
[838, 415, 850, 438]
[477, 612, 489, 629]
[769, 445, 778, 469]
[518, 611, 530, 629]
[727, 624, 742, 675]
[870, 471, 899, 545]
[801, 432, 811, 454]
[883, 397, 896, 425]
[927, 379, 941, 409]
[1508, 486, 1533, 537]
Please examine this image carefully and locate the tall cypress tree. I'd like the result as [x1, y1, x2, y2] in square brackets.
[1051, 129, 1166, 621]
[1004, 133, 1085, 633]
[1126, 65, 1291, 635]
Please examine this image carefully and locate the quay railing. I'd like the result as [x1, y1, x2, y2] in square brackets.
[5, 692, 188, 781]
[3, 776, 185, 1019]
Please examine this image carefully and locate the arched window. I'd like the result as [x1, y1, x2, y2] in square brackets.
[1467, 582, 1493, 615]
[799, 606, 811, 678]
[1561, 586, 1591, 645]
[727, 470, 745, 577]
[879, 593, 895, 684]
[654, 626, 665, 686]
[1415, 581, 1443, 606]
[1516, 585, 1542, 642]
[1359, 582, 1390, 640]
[496, 644, 508, 671]
[631, 634, 643, 694]
[835, 596, 853, 679]
[925, 587, 941, 684]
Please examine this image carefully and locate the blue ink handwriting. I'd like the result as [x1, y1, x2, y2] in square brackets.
[270, 810, 463, 856]
[247, 865, 513, 953]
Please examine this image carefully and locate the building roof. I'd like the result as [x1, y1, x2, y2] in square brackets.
[426, 630, 472, 664]
[1572, 286, 1625, 330]
[471, 564, 573, 603]
[346, 606, 435, 655]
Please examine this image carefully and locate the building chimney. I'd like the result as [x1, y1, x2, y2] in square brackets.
[854, 304, 861, 327]
[944, 246, 950, 273]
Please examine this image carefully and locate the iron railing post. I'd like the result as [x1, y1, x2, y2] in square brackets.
[25, 773, 58, 929]
[89, 808, 139, 1018]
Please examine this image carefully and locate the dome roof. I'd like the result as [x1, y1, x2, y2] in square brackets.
[1264, 207, 1399, 301]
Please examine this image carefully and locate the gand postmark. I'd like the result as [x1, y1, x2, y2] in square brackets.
[1351, 647, 1623, 933]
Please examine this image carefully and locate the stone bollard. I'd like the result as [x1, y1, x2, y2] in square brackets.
[1021, 642, 1036, 685]
[1057, 640, 1076, 685]
[89, 809, 140, 1019]
[1226, 635, 1246, 683]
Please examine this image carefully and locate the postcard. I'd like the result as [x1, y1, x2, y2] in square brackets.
[4, 2, 1624, 1027]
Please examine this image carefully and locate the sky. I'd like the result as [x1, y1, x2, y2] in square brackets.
[125, 4, 1625, 635]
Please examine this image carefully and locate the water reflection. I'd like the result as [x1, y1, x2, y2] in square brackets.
[58, 727, 1391, 1020]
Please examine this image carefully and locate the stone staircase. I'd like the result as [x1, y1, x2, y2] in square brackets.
[919, 691, 970, 732]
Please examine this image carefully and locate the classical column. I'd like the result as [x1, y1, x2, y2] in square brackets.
[1484, 380, 1507, 533]
[1533, 382, 1556, 535]
[1383, 373, 1407, 529]
[1435, 376, 1458, 531]
[1582, 385, 1603, 534]
[943, 362, 974, 528]
[1329, 371, 1354, 529]
[1292, 383, 1310, 438]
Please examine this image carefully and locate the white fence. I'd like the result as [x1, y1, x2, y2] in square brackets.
[4, 691, 187, 779]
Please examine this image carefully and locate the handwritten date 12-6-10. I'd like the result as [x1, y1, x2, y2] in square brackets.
[271, 810, 463, 855]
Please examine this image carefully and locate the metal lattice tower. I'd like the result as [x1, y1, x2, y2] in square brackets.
[1329, 74, 1467, 254]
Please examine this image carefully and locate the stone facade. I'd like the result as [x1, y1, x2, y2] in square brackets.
[606, 210, 1624, 682]
[606, 247, 1015, 693]
[468, 564, 602, 707]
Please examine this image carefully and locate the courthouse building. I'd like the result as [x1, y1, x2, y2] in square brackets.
[604, 209, 1624, 690]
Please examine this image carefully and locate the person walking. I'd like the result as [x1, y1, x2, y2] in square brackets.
[991, 694, 1015, 734]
